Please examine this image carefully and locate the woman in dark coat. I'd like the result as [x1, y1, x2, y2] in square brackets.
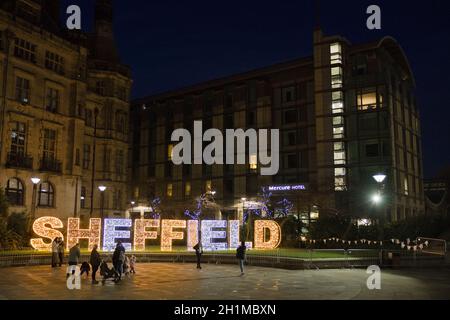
[90, 244, 102, 284]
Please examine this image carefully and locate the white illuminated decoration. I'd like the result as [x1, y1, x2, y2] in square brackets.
[31, 216, 64, 251]
[67, 218, 101, 251]
[187, 220, 199, 252]
[254, 220, 281, 249]
[228, 220, 240, 249]
[29, 217, 276, 251]
[201, 220, 228, 251]
[102, 219, 132, 251]
[134, 219, 160, 251]
[161, 220, 186, 251]
[228, 220, 253, 250]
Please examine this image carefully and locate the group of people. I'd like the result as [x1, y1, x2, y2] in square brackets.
[59, 239, 248, 283]
[58, 240, 136, 284]
[51, 237, 65, 267]
[194, 241, 247, 275]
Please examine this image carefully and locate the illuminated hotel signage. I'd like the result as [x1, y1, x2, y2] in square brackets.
[267, 184, 306, 191]
[30, 217, 281, 252]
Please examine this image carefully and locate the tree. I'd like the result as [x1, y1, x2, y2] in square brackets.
[149, 197, 162, 219]
[0, 188, 9, 219]
[0, 189, 22, 249]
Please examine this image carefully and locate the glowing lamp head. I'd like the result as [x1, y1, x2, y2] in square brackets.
[131, 201, 136, 206]
[241, 198, 247, 201]
[211, 191, 216, 196]
[372, 193, 382, 204]
[373, 174, 387, 184]
[98, 185, 107, 192]
[31, 177, 41, 185]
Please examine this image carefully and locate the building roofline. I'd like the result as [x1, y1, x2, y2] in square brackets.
[133, 56, 313, 104]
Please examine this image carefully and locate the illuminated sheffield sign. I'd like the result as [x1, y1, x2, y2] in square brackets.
[267, 184, 306, 191]
[31, 217, 281, 252]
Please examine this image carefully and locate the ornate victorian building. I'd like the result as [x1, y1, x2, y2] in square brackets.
[0, 0, 132, 220]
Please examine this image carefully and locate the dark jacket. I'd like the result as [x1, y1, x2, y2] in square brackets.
[112, 244, 125, 265]
[236, 245, 246, 260]
[90, 249, 101, 267]
[68, 245, 80, 263]
[193, 244, 203, 255]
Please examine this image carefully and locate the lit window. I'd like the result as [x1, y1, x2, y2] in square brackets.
[357, 89, 377, 111]
[166, 184, 173, 197]
[249, 154, 258, 170]
[205, 180, 212, 193]
[10, 122, 26, 156]
[331, 91, 344, 114]
[334, 142, 344, 151]
[333, 127, 344, 139]
[331, 67, 343, 89]
[333, 151, 346, 165]
[333, 116, 344, 126]
[167, 144, 173, 161]
[330, 43, 342, 64]
[334, 177, 346, 191]
[184, 182, 191, 197]
[335, 168, 346, 176]
[404, 177, 409, 195]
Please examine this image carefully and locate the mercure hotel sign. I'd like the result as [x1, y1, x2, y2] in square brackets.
[31, 217, 282, 252]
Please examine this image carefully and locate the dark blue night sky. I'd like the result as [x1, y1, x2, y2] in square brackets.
[60, 0, 450, 179]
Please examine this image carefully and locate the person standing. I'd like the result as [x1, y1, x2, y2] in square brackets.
[193, 242, 203, 269]
[51, 238, 58, 268]
[67, 243, 81, 278]
[129, 255, 136, 274]
[112, 241, 125, 281]
[236, 241, 246, 275]
[57, 237, 65, 267]
[89, 244, 101, 284]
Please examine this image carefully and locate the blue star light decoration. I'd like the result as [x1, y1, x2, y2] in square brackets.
[184, 193, 207, 220]
[150, 197, 161, 219]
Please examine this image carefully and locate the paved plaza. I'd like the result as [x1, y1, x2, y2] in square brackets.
[0, 263, 449, 300]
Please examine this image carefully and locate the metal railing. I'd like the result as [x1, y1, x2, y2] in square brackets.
[6, 152, 33, 169]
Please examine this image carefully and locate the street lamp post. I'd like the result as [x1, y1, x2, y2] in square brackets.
[89, 108, 99, 218]
[29, 177, 41, 232]
[372, 174, 387, 241]
[131, 201, 135, 218]
[98, 185, 106, 219]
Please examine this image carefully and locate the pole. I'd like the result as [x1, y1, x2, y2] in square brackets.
[100, 191, 104, 219]
[90, 108, 99, 217]
[29, 184, 37, 233]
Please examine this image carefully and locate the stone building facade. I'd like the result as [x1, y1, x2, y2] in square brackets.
[0, 0, 132, 220]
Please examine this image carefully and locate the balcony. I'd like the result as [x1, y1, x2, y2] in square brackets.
[6, 152, 33, 169]
[39, 157, 62, 173]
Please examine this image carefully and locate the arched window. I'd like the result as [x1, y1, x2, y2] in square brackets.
[5, 178, 24, 206]
[38, 181, 54, 207]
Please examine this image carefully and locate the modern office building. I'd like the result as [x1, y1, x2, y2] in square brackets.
[131, 28, 425, 223]
[0, 0, 132, 220]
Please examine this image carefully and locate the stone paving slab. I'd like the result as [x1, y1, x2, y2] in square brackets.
[0, 263, 449, 300]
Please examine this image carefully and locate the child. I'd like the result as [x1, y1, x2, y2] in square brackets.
[130, 255, 136, 274]
[80, 262, 91, 278]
